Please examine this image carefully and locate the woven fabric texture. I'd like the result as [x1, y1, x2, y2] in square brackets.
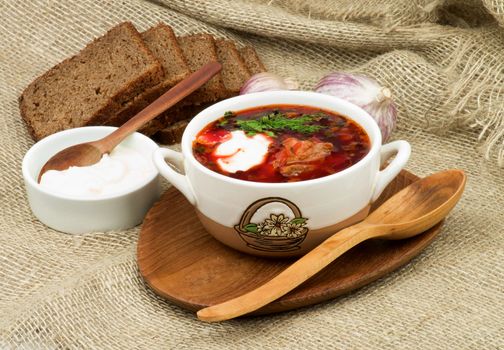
[0, 0, 503, 348]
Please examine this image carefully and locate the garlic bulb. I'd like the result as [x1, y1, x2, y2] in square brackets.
[314, 72, 397, 142]
[240, 72, 299, 95]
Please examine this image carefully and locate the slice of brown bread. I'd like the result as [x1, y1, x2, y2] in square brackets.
[178, 34, 227, 105]
[19, 22, 163, 140]
[153, 38, 252, 136]
[154, 119, 191, 145]
[239, 46, 267, 75]
[107, 23, 191, 131]
[146, 34, 228, 137]
[153, 103, 210, 144]
[139, 107, 191, 137]
[215, 39, 251, 97]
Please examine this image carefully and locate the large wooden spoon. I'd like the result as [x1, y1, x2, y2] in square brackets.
[197, 169, 466, 322]
[37, 62, 222, 182]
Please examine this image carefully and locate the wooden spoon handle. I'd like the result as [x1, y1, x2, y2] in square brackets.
[197, 223, 375, 322]
[96, 61, 222, 153]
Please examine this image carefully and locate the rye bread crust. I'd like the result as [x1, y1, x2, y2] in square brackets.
[19, 22, 163, 140]
[107, 23, 191, 131]
[239, 46, 267, 75]
[154, 119, 190, 145]
[177, 34, 227, 105]
[216, 39, 251, 97]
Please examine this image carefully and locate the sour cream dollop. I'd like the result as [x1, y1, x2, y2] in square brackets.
[214, 130, 271, 173]
[39, 145, 156, 198]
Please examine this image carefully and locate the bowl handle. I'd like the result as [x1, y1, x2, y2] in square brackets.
[372, 140, 411, 202]
[153, 148, 196, 206]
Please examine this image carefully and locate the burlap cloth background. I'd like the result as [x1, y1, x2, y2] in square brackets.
[1, 0, 503, 348]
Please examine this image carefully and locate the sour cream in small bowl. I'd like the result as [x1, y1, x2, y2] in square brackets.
[22, 126, 161, 234]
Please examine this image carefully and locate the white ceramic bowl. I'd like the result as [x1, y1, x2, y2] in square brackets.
[22, 126, 161, 234]
[153, 91, 411, 257]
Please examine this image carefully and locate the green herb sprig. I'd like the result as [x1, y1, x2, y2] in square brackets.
[234, 111, 322, 137]
[218, 111, 235, 127]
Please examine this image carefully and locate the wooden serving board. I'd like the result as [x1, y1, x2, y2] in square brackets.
[137, 170, 442, 315]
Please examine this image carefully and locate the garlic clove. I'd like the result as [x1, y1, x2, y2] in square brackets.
[314, 72, 397, 142]
[240, 72, 300, 94]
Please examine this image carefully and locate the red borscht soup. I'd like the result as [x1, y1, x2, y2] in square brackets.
[192, 105, 371, 183]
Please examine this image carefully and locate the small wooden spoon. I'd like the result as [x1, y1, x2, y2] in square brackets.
[197, 169, 466, 322]
[37, 62, 222, 182]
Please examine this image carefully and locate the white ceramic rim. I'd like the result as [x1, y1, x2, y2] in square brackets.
[22, 126, 160, 201]
[181, 91, 382, 188]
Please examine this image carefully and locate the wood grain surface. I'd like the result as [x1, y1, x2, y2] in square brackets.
[137, 170, 442, 315]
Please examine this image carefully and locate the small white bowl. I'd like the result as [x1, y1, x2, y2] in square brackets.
[22, 126, 161, 234]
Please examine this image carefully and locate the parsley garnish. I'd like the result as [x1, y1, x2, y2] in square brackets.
[219, 111, 235, 126]
[235, 111, 322, 136]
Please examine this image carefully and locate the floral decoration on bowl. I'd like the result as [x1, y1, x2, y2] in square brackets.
[234, 198, 309, 252]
